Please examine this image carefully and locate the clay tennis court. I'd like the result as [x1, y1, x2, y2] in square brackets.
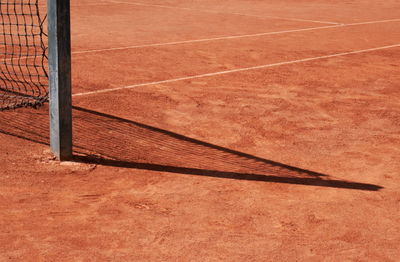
[1, 0, 400, 260]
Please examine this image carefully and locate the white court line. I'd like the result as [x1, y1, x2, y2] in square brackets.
[2, 18, 399, 63]
[72, 18, 400, 55]
[73, 43, 400, 97]
[109, 0, 340, 25]
[348, 18, 400, 25]
[72, 25, 339, 54]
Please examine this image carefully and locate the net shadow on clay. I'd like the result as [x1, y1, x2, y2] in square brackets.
[0, 105, 383, 191]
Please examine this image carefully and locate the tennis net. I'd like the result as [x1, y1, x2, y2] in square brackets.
[0, 0, 48, 110]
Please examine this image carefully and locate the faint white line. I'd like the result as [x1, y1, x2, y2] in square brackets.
[2, 18, 399, 63]
[71, 18, 400, 55]
[346, 18, 400, 25]
[108, 0, 340, 25]
[72, 25, 340, 54]
[73, 43, 400, 97]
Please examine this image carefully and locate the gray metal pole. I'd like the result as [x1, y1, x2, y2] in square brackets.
[48, 0, 72, 160]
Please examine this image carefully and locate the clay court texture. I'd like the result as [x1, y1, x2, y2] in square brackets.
[1, 0, 400, 260]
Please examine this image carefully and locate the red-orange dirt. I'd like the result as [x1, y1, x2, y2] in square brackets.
[1, 0, 400, 261]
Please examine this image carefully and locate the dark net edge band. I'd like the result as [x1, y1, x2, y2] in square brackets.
[0, 0, 48, 111]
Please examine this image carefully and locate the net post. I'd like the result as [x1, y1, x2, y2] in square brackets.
[47, 0, 72, 160]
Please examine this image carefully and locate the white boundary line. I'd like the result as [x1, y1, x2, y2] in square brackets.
[72, 25, 339, 54]
[108, 0, 341, 25]
[349, 18, 400, 25]
[73, 44, 400, 97]
[72, 18, 400, 55]
[2, 18, 398, 62]
[3, 18, 397, 62]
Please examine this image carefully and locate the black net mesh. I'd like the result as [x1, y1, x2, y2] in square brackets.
[0, 0, 48, 110]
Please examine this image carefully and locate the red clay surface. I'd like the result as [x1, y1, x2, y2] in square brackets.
[1, 0, 400, 261]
